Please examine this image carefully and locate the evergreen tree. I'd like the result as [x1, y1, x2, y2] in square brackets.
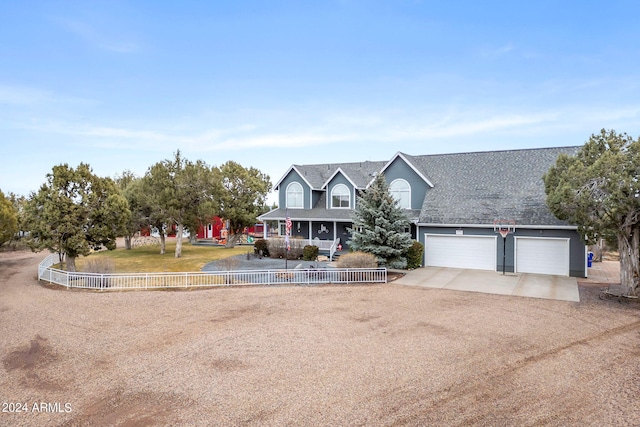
[218, 160, 271, 247]
[544, 129, 640, 295]
[0, 189, 18, 246]
[23, 163, 130, 271]
[348, 173, 414, 268]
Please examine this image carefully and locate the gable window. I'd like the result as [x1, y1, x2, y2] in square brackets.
[286, 182, 303, 208]
[390, 179, 411, 209]
[331, 184, 350, 208]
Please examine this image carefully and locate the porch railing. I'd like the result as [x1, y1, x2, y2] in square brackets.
[329, 237, 340, 261]
[267, 237, 342, 261]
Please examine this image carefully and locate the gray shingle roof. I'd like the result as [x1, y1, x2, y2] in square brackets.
[412, 146, 580, 225]
[290, 160, 385, 189]
[259, 207, 356, 222]
[265, 146, 580, 227]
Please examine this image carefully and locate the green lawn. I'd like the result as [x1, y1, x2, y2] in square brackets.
[76, 242, 250, 273]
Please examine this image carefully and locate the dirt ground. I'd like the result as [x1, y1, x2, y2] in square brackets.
[1, 250, 639, 426]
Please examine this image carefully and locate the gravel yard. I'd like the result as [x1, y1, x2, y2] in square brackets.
[1, 250, 639, 426]
[202, 253, 331, 271]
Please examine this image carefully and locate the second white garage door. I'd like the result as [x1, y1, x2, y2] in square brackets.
[425, 234, 497, 271]
[515, 237, 570, 276]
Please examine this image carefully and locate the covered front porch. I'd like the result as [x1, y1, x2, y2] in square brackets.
[260, 219, 352, 260]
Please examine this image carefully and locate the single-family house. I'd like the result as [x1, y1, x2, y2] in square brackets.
[258, 146, 587, 277]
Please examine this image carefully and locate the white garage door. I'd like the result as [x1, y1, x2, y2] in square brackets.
[515, 237, 569, 276]
[425, 234, 496, 271]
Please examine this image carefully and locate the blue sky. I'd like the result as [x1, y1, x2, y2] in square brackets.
[1, 1, 639, 201]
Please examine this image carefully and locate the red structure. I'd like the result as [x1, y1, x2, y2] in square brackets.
[196, 218, 264, 240]
[196, 217, 225, 240]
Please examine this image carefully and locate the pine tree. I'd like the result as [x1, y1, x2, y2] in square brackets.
[348, 173, 414, 268]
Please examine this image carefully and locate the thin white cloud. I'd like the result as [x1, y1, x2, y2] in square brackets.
[100, 42, 139, 54]
[0, 85, 52, 105]
[82, 126, 167, 140]
[477, 43, 515, 58]
[0, 84, 98, 108]
[9, 102, 640, 156]
[214, 132, 360, 149]
[53, 17, 139, 53]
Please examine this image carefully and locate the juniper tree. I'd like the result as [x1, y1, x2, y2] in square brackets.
[348, 173, 414, 268]
[218, 160, 271, 248]
[23, 163, 130, 271]
[0, 189, 18, 246]
[544, 129, 640, 295]
[145, 151, 219, 258]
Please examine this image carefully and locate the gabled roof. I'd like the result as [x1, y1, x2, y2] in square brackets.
[272, 165, 316, 191]
[258, 191, 356, 222]
[320, 167, 359, 189]
[373, 152, 434, 188]
[288, 160, 386, 190]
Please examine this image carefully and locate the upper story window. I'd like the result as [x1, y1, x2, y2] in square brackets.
[286, 182, 303, 208]
[331, 184, 350, 208]
[390, 179, 411, 209]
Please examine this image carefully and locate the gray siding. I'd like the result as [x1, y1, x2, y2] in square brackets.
[278, 169, 311, 210]
[326, 173, 355, 209]
[311, 190, 323, 208]
[311, 221, 335, 240]
[337, 222, 352, 250]
[418, 226, 586, 278]
[384, 157, 429, 210]
[290, 220, 309, 239]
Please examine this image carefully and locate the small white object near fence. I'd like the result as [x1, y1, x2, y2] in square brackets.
[37, 253, 387, 291]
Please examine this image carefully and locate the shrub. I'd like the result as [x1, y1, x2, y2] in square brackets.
[302, 245, 319, 261]
[336, 251, 378, 268]
[267, 237, 304, 260]
[253, 238, 270, 257]
[405, 241, 424, 269]
[218, 256, 239, 271]
[82, 257, 115, 289]
[83, 257, 115, 274]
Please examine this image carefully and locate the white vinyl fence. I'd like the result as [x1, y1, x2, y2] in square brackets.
[37, 253, 387, 291]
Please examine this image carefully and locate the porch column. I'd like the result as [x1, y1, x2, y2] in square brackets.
[308, 221, 312, 245]
[262, 221, 267, 239]
[333, 221, 337, 241]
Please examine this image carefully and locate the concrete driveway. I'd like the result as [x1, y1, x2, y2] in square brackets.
[393, 267, 580, 302]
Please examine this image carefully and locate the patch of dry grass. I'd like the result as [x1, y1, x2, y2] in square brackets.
[76, 241, 249, 273]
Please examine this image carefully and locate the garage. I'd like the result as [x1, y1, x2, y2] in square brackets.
[425, 234, 496, 271]
[515, 237, 569, 276]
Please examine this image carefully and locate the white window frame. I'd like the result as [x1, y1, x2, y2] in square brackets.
[286, 182, 303, 209]
[390, 179, 411, 209]
[331, 184, 351, 209]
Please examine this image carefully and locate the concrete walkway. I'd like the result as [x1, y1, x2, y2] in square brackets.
[393, 267, 580, 302]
